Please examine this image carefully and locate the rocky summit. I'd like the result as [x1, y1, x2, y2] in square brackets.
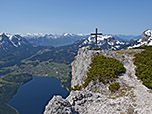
[44, 46, 152, 114]
[128, 29, 152, 48]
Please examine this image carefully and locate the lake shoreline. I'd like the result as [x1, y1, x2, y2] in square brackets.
[8, 76, 69, 114]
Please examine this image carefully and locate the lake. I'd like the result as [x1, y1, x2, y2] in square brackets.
[9, 76, 69, 114]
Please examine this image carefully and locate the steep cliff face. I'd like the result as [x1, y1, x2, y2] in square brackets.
[44, 47, 152, 114]
[71, 46, 100, 88]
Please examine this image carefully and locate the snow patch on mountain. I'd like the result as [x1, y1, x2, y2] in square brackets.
[21, 33, 87, 39]
[20, 33, 89, 47]
[128, 29, 152, 48]
[82, 35, 127, 50]
[145, 29, 152, 37]
[0, 33, 31, 53]
[98, 35, 113, 41]
[63, 33, 71, 36]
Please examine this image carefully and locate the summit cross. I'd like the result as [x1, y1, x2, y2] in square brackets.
[91, 28, 102, 48]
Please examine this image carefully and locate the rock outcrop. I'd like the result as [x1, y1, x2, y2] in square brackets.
[128, 29, 152, 48]
[44, 96, 77, 114]
[71, 46, 100, 88]
[44, 46, 152, 114]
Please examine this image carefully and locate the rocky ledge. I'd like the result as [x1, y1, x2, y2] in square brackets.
[44, 47, 152, 114]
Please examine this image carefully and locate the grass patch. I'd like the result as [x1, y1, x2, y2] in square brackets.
[148, 89, 152, 93]
[109, 82, 120, 92]
[114, 49, 144, 55]
[91, 48, 102, 51]
[134, 46, 152, 89]
[83, 55, 125, 88]
[48, 71, 57, 77]
[108, 85, 135, 100]
[9, 71, 18, 76]
[70, 84, 81, 91]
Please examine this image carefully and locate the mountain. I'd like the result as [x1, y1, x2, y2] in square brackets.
[128, 29, 152, 48]
[1, 32, 140, 50]
[81, 34, 129, 50]
[21, 33, 89, 47]
[0, 36, 82, 114]
[0, 30, 151, 114]
[44, 46, 152, 114]
[1, 32, 138, 51]
[0, 33, 48, 68]
[0, 33, 32, 56]
[0, 33, 31, 49]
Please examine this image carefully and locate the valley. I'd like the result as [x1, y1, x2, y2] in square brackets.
[0, 0, 151, 113]
[0, 35, 81, 113]
[0, 29, 151, 114]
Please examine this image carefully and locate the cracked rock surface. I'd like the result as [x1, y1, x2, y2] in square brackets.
[44, 47, 152, 114]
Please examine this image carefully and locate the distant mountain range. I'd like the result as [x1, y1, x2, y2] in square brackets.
[21, 33, 89, 47]
[21, 33, 140, 47]
[0, 32, 141, 48]
[0, 32, 143, 58]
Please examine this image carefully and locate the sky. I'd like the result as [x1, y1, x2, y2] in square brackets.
[0, 0, 152, 35]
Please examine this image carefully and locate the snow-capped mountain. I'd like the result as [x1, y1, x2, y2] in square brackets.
[80, 35, 128, 50]
[128, 29, 152, 48]
[0, 33, 31, 53]
[21, 33, 89, 47]
[0, 32, 141, 53]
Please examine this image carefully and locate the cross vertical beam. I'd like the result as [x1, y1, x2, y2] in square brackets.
[91, 28, 102, 48]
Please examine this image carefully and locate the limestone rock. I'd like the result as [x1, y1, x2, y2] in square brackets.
[43, 96, 76, 114]
[44, 47, 152, 114]
[71, 46, 100, 88]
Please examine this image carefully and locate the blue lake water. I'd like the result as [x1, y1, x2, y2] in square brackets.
[9, 76, 69, 114]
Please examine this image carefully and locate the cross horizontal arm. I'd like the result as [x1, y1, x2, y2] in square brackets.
[91, 33, 103, 35]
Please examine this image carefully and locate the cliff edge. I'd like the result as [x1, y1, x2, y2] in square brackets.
[44, 46, 152, 114]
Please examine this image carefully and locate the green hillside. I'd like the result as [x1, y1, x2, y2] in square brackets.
[134, 46, 152, 88]
[0, 42, 80, 114]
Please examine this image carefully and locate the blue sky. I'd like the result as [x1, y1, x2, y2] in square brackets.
[0, 0, 152, 35]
